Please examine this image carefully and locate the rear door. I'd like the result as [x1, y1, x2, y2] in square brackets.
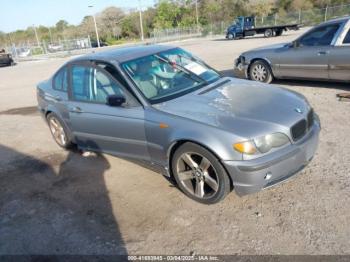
[67, 61, 149, 160]
[329, 24, 350, 81]
[277, 22, 342, 80]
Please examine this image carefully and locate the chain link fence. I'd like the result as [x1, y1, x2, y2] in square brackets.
[150, 27, 202, 43]
[255, 3, 350, 27]
[151, 3, 350, 43]
[5, 37, 92, 61]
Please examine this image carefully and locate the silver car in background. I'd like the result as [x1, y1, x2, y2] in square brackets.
[37, 45, 320, 204]
[235, 16, 350, 83]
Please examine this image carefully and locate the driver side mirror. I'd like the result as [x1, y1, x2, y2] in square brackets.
[107, 95, 126, 107]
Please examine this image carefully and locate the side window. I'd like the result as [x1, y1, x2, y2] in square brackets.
[71, 65, 124, 103]
[299, 24, 340, 47]
[53, 67, 68, 91]
[343, 29, 350, 44]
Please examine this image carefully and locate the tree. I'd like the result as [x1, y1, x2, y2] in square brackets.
[121, 13, 140, 38]
[79, 16, 96, 39]
[0, 31, 8, 47]
[97, 7, 125, 38]
[248, 0, 275, 17]
[154, 0, 181, 29]
[55, 20, 69, 32]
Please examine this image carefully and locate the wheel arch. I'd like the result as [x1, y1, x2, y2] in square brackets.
[45, 109, 75, 143]
[247, 58, 275, 79]
[167, 139, 234, 190]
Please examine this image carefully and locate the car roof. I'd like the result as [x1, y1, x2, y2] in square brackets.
[319, 16, 350, 26]
[71, 44, 176, 64]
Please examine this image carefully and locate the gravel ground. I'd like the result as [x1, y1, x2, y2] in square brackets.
[0, 28, 350, 256]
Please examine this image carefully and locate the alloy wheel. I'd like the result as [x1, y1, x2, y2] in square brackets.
[49, 117, 67, 147]
[251, 64, 267, 82]
[176, 152, 219, 199]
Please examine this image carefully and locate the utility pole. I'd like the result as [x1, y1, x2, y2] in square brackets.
[33, 25, 40, 47]
[324, 5, 328, 22]
[139, 0, 144, 41]
[88, 5, 100, 48]
[195, 0, 199, 28]
[48, 27, 53, 43]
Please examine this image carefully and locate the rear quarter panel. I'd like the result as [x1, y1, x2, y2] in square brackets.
[37, 79, 72, 139]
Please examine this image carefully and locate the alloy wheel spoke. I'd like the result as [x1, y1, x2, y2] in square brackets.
[59, 131, 66, 145]
[199, 157, 211, 172]
[195, 180, 205, 198]
[181, 153, 198, 170]
[50, 119, 59, 129]
[54, 130, 60, 139]
[204, 172, 219, 192]
[178, 170, 193, 181]
[50, 118, 66, 146]
[50, 126, 57, 134]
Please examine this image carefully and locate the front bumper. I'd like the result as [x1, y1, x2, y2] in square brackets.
[223, 121, 320, 196]
[234, 56, 249, 79]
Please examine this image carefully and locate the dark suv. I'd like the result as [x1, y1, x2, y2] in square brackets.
[0, 49, 14, 67]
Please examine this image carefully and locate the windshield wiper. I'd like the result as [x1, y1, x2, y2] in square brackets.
[154, 54, 209, 85]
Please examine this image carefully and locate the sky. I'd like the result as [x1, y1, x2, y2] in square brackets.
[0, 0, 156, 33]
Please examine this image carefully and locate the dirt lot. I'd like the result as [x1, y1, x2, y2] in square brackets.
[1, 29, 350, 255]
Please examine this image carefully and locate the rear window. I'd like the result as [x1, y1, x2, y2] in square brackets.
[53, 67, 68, 92]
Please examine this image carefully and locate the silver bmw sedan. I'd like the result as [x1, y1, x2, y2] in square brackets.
[37, 45, 320, 204]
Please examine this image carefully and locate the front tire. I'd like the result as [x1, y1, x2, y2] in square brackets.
[171, 142, 231, 204]
[47, 113, 73, 149]
[249, 60, 273, 83]
[227, 33, 235, 40]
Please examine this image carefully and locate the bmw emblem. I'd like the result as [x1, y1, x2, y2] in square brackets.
[294, 108, 303, 114]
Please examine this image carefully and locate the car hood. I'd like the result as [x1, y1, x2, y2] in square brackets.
[154, 78, 310, 138]
[246, 43, 288, 53]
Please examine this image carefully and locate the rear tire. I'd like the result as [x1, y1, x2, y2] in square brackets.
[264, 29, 273, 38]
[275, 30, 283, 36]
[249, 60, 273, 83]
[171, 142, 231, 204]
[47, 113, 74, 149]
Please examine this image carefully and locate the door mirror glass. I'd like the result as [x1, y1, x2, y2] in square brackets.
[107, 95, 126, 107]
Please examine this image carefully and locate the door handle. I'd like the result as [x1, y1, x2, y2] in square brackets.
[70, 106, 83, 113]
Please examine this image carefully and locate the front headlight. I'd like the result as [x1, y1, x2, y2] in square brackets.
[234, 133, 290, 155]
[254, 133, 290, 153]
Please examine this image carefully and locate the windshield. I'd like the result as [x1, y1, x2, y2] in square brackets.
[235, 17, 243, 27]
[121, 48, 221, 104]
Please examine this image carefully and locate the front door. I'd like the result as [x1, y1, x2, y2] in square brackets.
[277, 22, 342, 80]
[68, 62, 149, 160]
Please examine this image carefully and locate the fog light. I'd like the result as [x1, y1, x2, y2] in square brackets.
[264, 172, 272, 180]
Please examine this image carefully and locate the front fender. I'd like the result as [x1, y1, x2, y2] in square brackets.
[145, 109, 244, 169]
